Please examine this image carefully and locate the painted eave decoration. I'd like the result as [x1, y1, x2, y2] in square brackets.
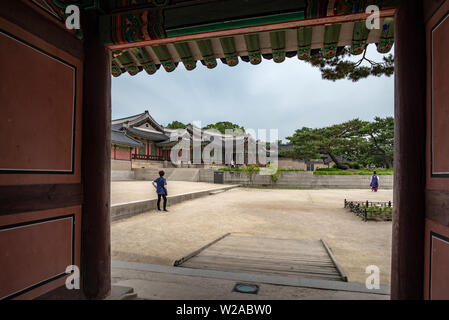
[104, 0, 398, 77]
[30, 1, 398, 77]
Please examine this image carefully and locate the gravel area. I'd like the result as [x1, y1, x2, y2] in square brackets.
[111, 181, 235, 204]
[112, 188, 393, 285]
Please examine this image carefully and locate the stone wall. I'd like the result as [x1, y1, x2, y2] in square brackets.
[198, 169, 394, 189]
[199, 168, 214, 183]
[130, 168, 394, 189]
[111, 170, 135, 181]
[131, 160, 165, 169]
[277, 158, 333, 171]
[274, 172, 394, 189]
[134, 168, 171, 181]
[111, 159, 132, 171]
[133, 168, 199, 182]
[278, 158, 307, 170]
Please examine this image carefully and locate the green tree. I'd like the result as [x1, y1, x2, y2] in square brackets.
[166, 120, 187, 129]
[287, 119, 366, 169]
[279, 149, 296, 159]
[203, 121, 245, 135]
[358, 117, 394, 168]
[286, 117, 394, 169]
[307, 46, 394, 82]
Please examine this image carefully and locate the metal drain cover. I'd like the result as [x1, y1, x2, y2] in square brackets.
[233, 283, 259, 294]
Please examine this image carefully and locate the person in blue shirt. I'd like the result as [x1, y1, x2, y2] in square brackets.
[152, 170, 168, 211]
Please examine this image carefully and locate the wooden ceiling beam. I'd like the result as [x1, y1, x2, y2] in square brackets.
[107, 8, 396, 50]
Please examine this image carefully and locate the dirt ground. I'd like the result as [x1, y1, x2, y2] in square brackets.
[111, 187, 393, 285]
[111, 181, 233, 204]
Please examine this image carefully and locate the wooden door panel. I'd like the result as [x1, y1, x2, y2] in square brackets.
[0, 16, 82, 186]
[425, 0, 449, 300]
[0, 10, 83, 299]
[0, 206, 81, 300]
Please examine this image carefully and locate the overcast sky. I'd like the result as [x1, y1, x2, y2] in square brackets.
[112, 45, 394, 143]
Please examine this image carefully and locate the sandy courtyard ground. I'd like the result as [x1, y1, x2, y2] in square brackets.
[112, 188, 393, 285]
[111, 181, 233, 204]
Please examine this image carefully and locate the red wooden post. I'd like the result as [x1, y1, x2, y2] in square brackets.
[81, 11, 111, 299]
[391, 0, 426, 300]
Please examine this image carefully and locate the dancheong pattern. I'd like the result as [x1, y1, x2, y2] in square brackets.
[31, 0, 397, 76]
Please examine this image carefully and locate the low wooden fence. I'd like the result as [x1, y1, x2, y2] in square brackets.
[344, 199, 393, 222]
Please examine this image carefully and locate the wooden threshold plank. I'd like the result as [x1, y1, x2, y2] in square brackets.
[321, 239, 348, 282]
[183, 259, 339, 274]
[206, 244, 327, 256]
[198, 254, 336, 266]
[175, 234, 346, 282]
[182, 257, 341, 275]
[196, 252, 335, 264]
[201, 250, 332, 263]
[173, 233, 231, 266]
[180, 262, 342, 280]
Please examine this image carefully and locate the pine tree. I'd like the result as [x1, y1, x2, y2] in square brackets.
[307, 45, 394, 82]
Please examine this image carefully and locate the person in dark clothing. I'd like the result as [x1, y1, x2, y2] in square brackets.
[370, 171, 379, 192]
[152, 170, 168, 211]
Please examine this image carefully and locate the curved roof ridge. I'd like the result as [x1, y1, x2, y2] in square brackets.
[127, 110, 165, 132]
[112, 111, 147, 124]
[111, 130, 143, 147]
[126, 127, 169, 141]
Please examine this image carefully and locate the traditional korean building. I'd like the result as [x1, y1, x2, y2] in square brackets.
[111, 130, 141, 160]
[184, 123, 267, 167]
[111, 111, 259, 168]
[111, 111, 173, 167]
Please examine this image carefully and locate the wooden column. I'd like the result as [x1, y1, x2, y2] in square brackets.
[81, 11, 111, 299]
[391, 0, 426, 300]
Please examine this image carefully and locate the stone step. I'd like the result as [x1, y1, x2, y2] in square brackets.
[105, 285, 138, 300]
